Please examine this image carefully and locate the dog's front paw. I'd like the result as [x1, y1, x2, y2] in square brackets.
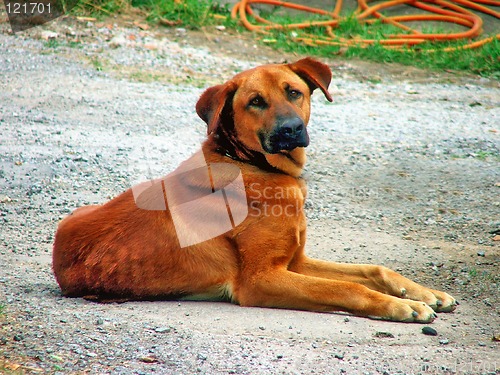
[428, 290, 458, 313]
[403, 287, 457, 313]
[380, 298, 437, 323]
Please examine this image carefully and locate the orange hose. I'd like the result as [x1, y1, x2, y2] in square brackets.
[231, 0, 500, 51]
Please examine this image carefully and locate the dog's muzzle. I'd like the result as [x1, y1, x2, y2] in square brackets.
[262, 117, 309, 154]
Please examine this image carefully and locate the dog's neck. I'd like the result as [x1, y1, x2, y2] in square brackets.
[205, 134, 305, 177]
[264, 149, 306, 177]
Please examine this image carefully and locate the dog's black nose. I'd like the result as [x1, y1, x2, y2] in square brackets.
[266, 117, 309, 153]
[278, 117, 305, 139]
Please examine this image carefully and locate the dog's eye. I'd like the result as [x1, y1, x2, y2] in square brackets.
[288, 89, 302, 100]
[248, 96, 267, 109]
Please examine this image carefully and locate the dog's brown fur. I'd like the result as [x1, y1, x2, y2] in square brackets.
[53, 58, 457, 322]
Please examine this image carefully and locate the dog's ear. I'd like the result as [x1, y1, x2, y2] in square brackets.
[288, 58, 333, 102]
[196, 82, 237, 135]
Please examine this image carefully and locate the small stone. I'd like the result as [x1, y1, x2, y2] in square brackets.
[334, 353, 345, 360]
[109, 34, 127, 48]
[258, 326, 265, 331]
[13, 334, 23, 341]
[41, 30, 58, 40]
[374, 331, 394, 338]
[344, 317, 350, 322]
[422, 327, 438, 336]
[154, 327, 171, 333]
[139, 356, 158, 363]
[0, 195, 12, 203]
[197, 353, 207, 361]
[144, 43, 158, 51]
[439, 338, 449, 345]
[477, 251, 485, 257]
[215, 25, 226, 31]
[276, 354, 283, 359]
[49, 354, 63, 362]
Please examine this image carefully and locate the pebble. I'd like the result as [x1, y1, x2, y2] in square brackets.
[0, 195, 12, 203]
[108, 34, 128, 48]
[439, 339, 450, 345]
[422, 327, 438, 336]
[154, 327, 171, 333]
[197, 352, 207, 361]
[40, 30, 58, 40]
[139, 356, 158, 363]
[374, 331, 394, 338]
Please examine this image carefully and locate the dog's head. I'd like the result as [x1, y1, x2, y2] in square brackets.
[196, 58, 332, 173]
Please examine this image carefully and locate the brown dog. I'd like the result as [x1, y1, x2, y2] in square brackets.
[53, 58, 457, 322]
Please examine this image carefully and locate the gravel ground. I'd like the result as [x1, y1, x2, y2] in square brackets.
[0, 14, 499, 375]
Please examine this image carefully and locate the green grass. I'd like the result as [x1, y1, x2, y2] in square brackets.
[476, 151, 500, 161]
[64, 0, 131, 16]
[44, 39, 83, 50]
[0, 304, 4, 315]
[66, 0, 229, 25]
[44, 38, 61, 48]
[65, 0, 500, 77]
[90, 56, 104, 71]
[133, 0, 225, 26]
[452, 150, 500, 161]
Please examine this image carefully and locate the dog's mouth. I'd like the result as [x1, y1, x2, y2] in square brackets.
[260, 117, 309, 154]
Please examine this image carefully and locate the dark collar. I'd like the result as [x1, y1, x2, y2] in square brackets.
[214, 142, 284, 175]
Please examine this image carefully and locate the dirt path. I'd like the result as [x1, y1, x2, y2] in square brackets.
[0, 15, 499, 374]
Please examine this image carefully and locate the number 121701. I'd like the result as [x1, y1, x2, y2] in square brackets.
[6, 2, 52, 14]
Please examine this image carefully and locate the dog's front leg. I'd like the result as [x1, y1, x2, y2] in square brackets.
[289, 256, 457, 313]
[235, 268, 437, 323]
